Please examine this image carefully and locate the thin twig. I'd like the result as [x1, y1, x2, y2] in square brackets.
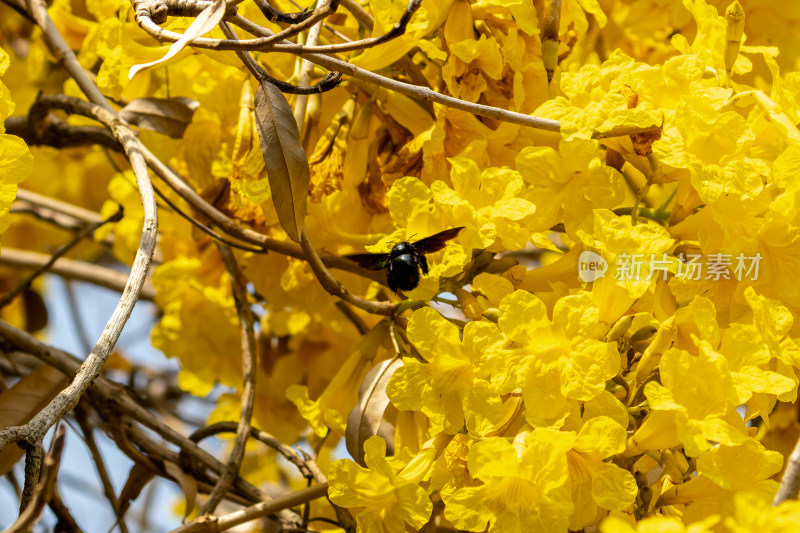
[300, 227, 398, 316]
[145, 172, 269, 254]
[213, 483, 329, 532]
[10, 206, 91, 233]
[15, 188, 105, 226]
[75, 405, 129, 533]
[134, 0, 335, 50]
[20, 441, 44, 511]
[293, 0, 330, 135]
[63, 281, 93, 354]
[253, 0, 316, 24]
[48, 487, 82, 533]
[775, 432, 800, 504]
[199, 246, 258, 514]
[0, 207, 123, 309]
[5, 114, 122, 151]
[334, 301, 369, 335]
[6, 425, 67, 533]
[0, 248, 156, 301]
[216, 19, 343, 95]
[189, 422, 318, 482]
[235, 0, 423, 55]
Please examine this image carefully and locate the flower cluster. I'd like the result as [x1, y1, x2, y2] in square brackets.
[4, 0, 800, 530]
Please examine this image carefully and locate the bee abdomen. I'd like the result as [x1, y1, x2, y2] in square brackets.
[387, 254, 421, 292]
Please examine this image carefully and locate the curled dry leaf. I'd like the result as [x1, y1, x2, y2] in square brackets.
[117, 462, 156, 521]
[254, 80, 310, 242]
[346, 357, 403, 466]
[128, 0, 228, 80]
[0, 364, 68, 476]
[165, 461, 198, 520]
[119, 97, 200, 138]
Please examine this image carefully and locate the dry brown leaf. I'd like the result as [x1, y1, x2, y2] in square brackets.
[0, 364, 68, 476]
[164, 461, 198, 520]
[117, 462, 155, 519]
[128, 0, 228, 79]
[254, 80, 310, 242]
[346, 357, 403, 466]
[119, 97, 200, 138]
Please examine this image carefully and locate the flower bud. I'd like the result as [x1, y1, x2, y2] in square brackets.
[725, 1, 745, 82]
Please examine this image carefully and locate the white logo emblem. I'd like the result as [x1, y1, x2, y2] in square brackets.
[578, 251, 608, 282]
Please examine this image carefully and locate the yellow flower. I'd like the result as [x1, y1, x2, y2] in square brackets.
[577, 210, 675, 324]
[495, 290, 620, 427]
[566, 417, 638, 530]
[601, 514, 718, 533]
[442, 429, 574, 532]
[516, 139, 625, 235]
[0, 49, 32, 247]
[287, 322, 390, 437]
[442, 34, 504, 102]
[633, 347, 748, 457]
[432, 156, 536, 250]
[697, 439, 782, 496]
[723, 491, 800, 532]
[328, 436, 433, 533]
[535, 51, 662, 140]
[387, 307, 505, 434]
[151, 257, 241, 396]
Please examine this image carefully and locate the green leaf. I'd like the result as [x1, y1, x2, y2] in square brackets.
[254, 80, 309, 242]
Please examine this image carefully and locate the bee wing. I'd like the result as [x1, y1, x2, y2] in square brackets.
[345, 253, 391, 271]
[412, 227, 465, 255]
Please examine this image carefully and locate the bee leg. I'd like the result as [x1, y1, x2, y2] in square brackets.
[418, 253, 429, 275]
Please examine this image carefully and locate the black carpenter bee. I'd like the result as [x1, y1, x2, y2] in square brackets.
[346, 227, 465, 292]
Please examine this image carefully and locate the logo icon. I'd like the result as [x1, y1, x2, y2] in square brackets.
[579, 251, 608, 282]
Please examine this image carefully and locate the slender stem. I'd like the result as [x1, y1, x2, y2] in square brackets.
[293, 0, 329, 134]
[6, 426, 66, 532]
[775, 433, 800, 505]
[75, 406, 130, 533]
[0, 248, 156, 301]
[300, 227, 399, 316]
[0, 207, 122, 309]
[217, 484, 329, 531]
[199, 246, 258, 514]
[15, 188, 105, 226]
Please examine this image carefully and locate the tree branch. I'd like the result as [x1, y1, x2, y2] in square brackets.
[167, 483, 329, 532]
[6, 425, 66, 532]
[0, 0, 159, 461]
